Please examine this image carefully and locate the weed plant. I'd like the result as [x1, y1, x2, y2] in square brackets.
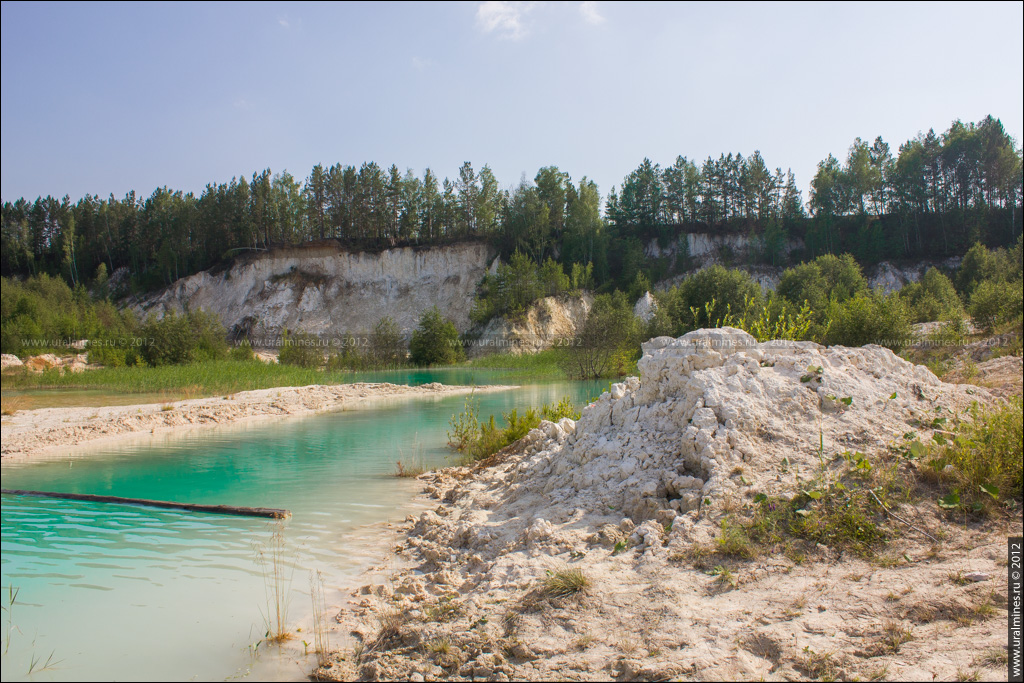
[309, 570, 330, 667]
[253, 524, 293, 644]
[925, 397, 1023, 516]
[448, 396, 581, 463]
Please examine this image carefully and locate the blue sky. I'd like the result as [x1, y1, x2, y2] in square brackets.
[2, 1, 1022, 205]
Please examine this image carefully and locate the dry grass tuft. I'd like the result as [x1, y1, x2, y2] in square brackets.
[393, 459, 428, 477]
[542, 567, 590, 600]
[879, 620, 914, 653]
[1, 396, 30, 415]
[797, 647, 840, 681]
[368, 607, 406, 652]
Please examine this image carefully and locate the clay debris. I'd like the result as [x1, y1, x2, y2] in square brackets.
[327, 329, 1006, 682]
[446, 328, 987, 538]
[2, 352, 91, 373]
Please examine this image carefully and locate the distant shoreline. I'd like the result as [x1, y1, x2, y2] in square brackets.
[0, 382, 514, 462]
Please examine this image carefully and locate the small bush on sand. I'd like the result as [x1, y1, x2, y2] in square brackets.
[542, 568, 590, 599]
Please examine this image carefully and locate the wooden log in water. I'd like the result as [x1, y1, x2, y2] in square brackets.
[0, 489, 291, 519]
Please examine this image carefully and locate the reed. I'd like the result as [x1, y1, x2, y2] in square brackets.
[3, 584, 18, 654]
[309, 570, 331, 667]
[253, 524, 293, 643]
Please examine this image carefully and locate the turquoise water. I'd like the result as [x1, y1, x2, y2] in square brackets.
[0, 374, 601, 681]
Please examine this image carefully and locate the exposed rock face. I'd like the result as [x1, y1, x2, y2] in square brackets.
[645, 235, 804, 267]
[633, 291, 658, 322]
[470, 295, 592, 357]
[657, 257, 961, 295]
[867, 258, 961, 293]
[127, 233, 963, 353]
[131, 242, 496, 340]
[19, 353, 89, 373]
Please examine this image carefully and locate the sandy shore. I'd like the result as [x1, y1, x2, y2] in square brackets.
[0, 382, 514, 462]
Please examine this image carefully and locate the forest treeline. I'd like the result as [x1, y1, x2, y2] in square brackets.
[2, 115, 1021, 294]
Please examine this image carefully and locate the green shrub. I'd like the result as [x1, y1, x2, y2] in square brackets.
[926, 398, 1023, 516]
[278, 330, 325, 368]
[777, 254, 867, 314]
[230, 339, 256, 362]
[324, 345, 366, 371]
[664, 265, 762, 331]
[539, 257, 570, 297]
[956, 242, 1000, 296]
[824, 291, 911, 349]
[925, 315, 970, 349]
[969, 278, 1024, 332]
[447, 395, 481, 451]
[542, 396, 582, 421]
[189, 309, 230, 362]
[87, 344, 143, 367]
[410, 307, 464, 366]
[1, 274, 136, 356]
[471, 252, 575, 325]
[728, 294, 815, 342]
[900, 268, 965, 323]
[569, 262, 594, 293]
[643, 301, 677, 340]
[558, 291, 639, 379]
[627, 270, 652, 302]
[367, 315, 407, 368]
[449, 397, 581, 462]
[138, 310, 228, 366]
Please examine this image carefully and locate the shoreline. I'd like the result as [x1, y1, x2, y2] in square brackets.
[0, 382, 515, 463]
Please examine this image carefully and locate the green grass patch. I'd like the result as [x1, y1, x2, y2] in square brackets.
[0, 359, 371, 397]
[447, 394, 580, 463]
[461, 348, 567, 380]
[689, 453, 907, 565]
[924, 397, 1023, 516]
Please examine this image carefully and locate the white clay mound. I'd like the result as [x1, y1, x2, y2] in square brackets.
[421, 328, 988, 559]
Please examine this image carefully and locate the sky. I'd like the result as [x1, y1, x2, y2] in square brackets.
[2, 1, 1022, 206]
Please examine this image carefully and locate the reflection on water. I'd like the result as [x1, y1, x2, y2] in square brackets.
[0, 376, 601, 681]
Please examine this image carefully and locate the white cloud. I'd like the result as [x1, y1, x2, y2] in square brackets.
[579, 1, 605, 25]
[411, 56, 432, 71]
[476, 1, 536, 40]
[278, 18, 289, 29]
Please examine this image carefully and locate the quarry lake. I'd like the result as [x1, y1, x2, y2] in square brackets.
[0, 372, 603, 682]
